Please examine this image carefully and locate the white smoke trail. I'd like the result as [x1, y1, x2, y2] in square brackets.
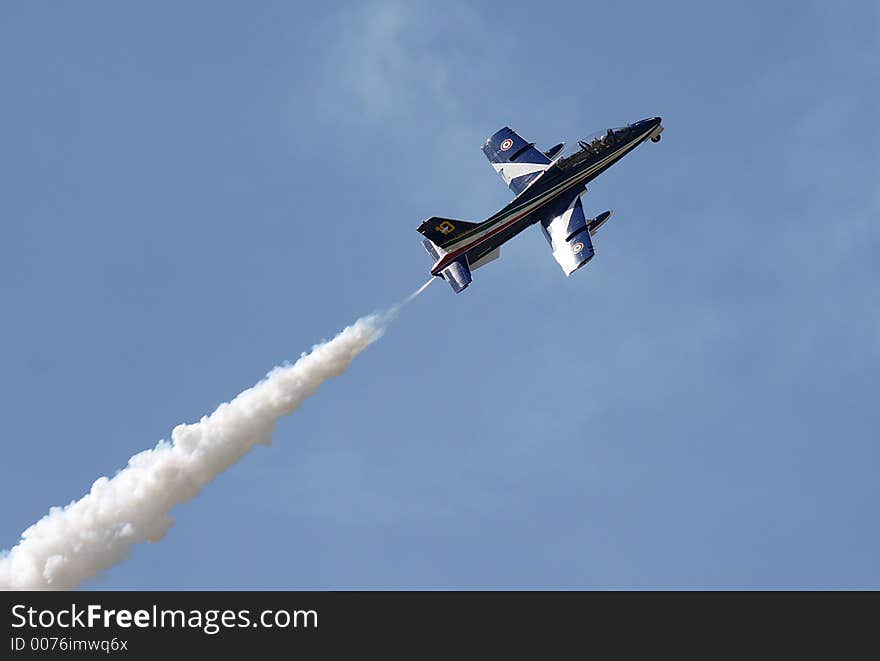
[0, 281, 433, 591]
[401, 277, 435, 304]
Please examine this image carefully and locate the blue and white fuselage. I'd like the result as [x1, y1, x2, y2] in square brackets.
[417, 116, 664, 293]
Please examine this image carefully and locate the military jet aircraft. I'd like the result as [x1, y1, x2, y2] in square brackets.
[418, 116, 664, 293]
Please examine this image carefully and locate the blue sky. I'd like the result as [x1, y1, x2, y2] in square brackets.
[1, 0, 878, 589]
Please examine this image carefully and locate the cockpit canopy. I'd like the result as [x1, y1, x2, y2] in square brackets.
[555, 124, 635, 170]
[577, 125, 632, 153]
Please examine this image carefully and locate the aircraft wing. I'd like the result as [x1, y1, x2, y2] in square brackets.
[482, 127, 551, 196]
[539, 192, 595, 276]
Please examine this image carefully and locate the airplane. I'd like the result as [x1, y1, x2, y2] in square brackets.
[418, 116, 664, 293]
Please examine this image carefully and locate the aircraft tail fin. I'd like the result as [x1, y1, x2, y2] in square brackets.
[417, 216, 482, 248]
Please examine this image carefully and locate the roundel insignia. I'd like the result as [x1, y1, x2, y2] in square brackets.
[500, 138, 513, 151]
[572, 242, 585, 253]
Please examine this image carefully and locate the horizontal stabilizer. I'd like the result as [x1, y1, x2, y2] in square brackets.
[417, 216, 482, 248]
[440, 257, 472, 293]
[422, 238, 443, 261]
[469, 248, 500, 271]
[423, 239, 472, 293]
